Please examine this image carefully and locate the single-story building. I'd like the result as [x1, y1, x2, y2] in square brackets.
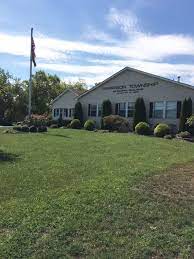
[52, 67, 194, 129]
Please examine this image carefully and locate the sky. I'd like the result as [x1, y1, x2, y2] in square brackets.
[0, 0, 194, 87]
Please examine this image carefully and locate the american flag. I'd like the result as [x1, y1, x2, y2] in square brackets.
[31, 36, 36, 67]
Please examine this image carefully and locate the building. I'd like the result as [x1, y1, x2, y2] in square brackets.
[52, 67, 194, 129]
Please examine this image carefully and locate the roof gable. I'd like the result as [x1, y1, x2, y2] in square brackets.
[78, 66, 194, 99]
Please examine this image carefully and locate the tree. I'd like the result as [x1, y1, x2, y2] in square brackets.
[74, 102, 83, 125]
[133, 97, 147, 129]
[102, 99, 112, 117]
[179, 98, 193, 132]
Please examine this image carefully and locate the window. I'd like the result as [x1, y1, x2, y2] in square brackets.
[98, 105, 102, 117]
[166, 101, 177, 119]
[54, 108, 59, 117]
[69, 108, 74, 117]
[88, 104, 97, 117]
[63, 108, 68, 117]
[118, 103, 126, 117]
[128, 102, 135, 117]
[153, 102, 164, 119]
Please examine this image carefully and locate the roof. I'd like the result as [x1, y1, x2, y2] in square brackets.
[78, 66, 194, 99]
[51, 88, 87, 105]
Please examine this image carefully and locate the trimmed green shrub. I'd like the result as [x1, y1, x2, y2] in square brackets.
[154, 123, 170, 137]
[103, 115, 130, 132]
[84, 120, 95, 131]
[29, 126, 37, 133]
[70, 119, 81, 129]
[179, 98, 193, 132]
[186, 115, 194, 135]
[21, 125, 29, 132]
[135, 122, 150, 135]
[133, 98, 147, 129]
[58, 113, 63, 127]
[37, 126, 47, 132]
[74, 102, 83, 125]
[101, 100, 112, 129]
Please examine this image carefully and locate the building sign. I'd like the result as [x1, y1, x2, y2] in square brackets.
[102, 82, 159, 94]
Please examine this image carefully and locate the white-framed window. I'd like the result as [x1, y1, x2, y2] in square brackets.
[69, 108, 74, 117]
[153, 102, 164, 119]
[88, 104, 97, 117]
[166, 101, 177, 119]
[118, 103, 126, 117]
[128, 102, 135, 117]
[63, 108, 68, 117]
[54, 108, 59, 117]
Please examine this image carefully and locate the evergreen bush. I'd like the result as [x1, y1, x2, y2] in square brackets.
[133, 98, 147, 129]
[154, 123, 170, 137]
[84, 120, 95, 131]
[135, 122, 150, 135]
[70, 119, 81, 129]
[74, 102, 83, 125]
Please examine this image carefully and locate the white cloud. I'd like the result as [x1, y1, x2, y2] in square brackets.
[107, 7, 140, 36]
[0, 7, 194, 86]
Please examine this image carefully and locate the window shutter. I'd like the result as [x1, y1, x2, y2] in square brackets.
[177, 101, 182, 118]
[149, 102, 153, 118]
[88, 104, 91, 116]
[115, 103, 119, 115]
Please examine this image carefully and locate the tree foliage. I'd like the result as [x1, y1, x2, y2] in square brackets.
[0, 67, 87, 124]
[74, 102, 83, 125]
[133, 98, 147, 129]
[179, 98, 192, 132]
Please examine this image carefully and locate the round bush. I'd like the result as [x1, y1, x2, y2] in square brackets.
[29, 125, 37, 133]
[154, 123, 170, 137]
[84, 120, 95, 131]
[135, 122, 150, 135]
[21, 125, 29, 132]
[70, 119, 81, 129]
[38, 126, 47, 132]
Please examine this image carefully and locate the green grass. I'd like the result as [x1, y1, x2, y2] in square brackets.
[0, 129, 194, 258]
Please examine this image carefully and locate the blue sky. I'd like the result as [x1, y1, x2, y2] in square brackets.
[0, 0, 194, 86]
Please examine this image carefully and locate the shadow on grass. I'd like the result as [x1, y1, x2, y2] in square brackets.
[44, 132, 71, 139]
[0, 150, 20, 163]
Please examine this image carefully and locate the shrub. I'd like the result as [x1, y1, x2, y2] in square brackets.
[135, 122, 150, 135]
[21, 125, 29, 132]
[58, 113, 63, 127]
[154, 123, 170, 137]
[186, 115, 194, 135]
[24, 114, 49, 127]
[63, 120, 72, 127]
[50, 124, 58, 128]
[133, 98, 147, 129]
[84, 120, 95, 131]
[13, 126, 22, 131]
[103, 115, 130, 132]
[29, 126, 37, 133]
[101, 100, 112, 129]
[70, 119, 81, 129]
[66, 123, 71, 128]
[37, 126, 47, 132]
[74, 102, 83, 125]
[176, 131, 191, 139]
[179, 98, 192, 132]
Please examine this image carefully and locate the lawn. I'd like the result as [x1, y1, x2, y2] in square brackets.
[0, 129, 194, 258]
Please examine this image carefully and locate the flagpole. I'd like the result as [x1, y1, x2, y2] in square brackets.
[28, 27, 33, 118]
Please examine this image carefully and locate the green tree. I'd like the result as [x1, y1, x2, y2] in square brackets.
[102, 99, 112, 117]
[74, 102, 83, 125]
[133, 97, 147, 129]
[179, 98, 193, 132]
